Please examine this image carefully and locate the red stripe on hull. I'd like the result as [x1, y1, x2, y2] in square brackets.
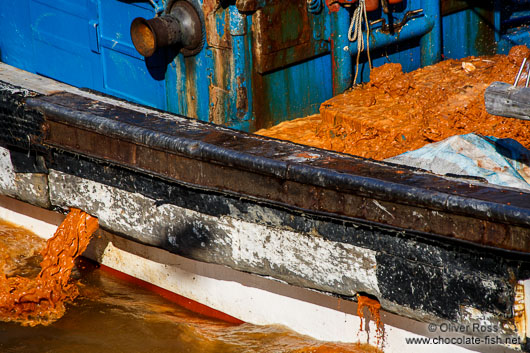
[99, 264, 245, 325]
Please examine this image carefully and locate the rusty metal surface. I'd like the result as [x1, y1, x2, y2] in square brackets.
[236, 0, 260, 12]
[203, 0, 232, 49]
[130, 18, 158, 57]
[131, 0, 204, 58]
[441, 0, 471, 15]
[251, 0, 328, 74]
[17, 91, 530, 253]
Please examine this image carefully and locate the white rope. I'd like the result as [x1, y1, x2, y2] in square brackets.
[348, 0, 372, 85]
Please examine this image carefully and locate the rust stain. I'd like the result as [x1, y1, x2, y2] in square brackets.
[203, 0, 231, 49]
[184, 57, 199, 119]
[249, 0, 328, 127]
[209, 47, 232, 124]
[252, 0, 327, 74]
[357, 294, 384, 347]
[236, 76, 248, 121]
[514, 283, 526, 340]
[209, 84, 229, 125]
[236, 0, 259, 12]
[295, 152, 319, 159]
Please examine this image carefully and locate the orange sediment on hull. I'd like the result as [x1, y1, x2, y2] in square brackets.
[357, 294, 384, 347]
[256, 46, 530, 161]
[0, 208, 98, 326]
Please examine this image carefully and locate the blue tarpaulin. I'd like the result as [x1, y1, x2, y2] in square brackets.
[385, 133, 530, 192]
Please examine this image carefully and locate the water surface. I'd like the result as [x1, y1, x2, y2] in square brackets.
[0, 219, 378, 353]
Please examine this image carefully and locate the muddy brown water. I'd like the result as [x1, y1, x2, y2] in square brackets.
[0, 218, 379, 353]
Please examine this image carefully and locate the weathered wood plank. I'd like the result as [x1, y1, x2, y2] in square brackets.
[485, 81, 530, 121]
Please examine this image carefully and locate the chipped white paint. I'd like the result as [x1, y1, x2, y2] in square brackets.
[45, 171, 523, 350]
[461, 306, 501, 327]
[519, 279, 530, 340]
[220, 216, 380, 295]
[0, 146, 16, 195]
[0, 147, 50, 207]
[0, 196, 480, 352]
[514, 282, 527, 342]
[0, 81, 34, 97]
[48, 170, 380, 296]
[459, 305, 518, 349]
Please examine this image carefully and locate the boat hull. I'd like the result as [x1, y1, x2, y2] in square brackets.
[0, 63, 529, 352]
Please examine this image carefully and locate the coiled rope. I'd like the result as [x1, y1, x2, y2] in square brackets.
[348, 0, 372, 85]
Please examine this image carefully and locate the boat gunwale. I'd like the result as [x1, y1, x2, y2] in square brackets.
[0, 71, 529, 254]
[22, 91, 530, 226]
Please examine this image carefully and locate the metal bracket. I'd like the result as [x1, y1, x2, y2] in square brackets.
[89, 20, 100, 53]
[370, 9, 423, 34]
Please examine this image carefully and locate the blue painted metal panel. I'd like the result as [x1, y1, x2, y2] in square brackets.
[496, 0, 530, 54]
[29, 0, 103, 89]
[98, 0, 166, 109]
[1, 0, 530, 133]
[442, 6, 496, 60]
[0, 1, 34, 71]
[102, 48, 167, 109]
[265, 53, 332, 127]
[443, 10, 477, 59]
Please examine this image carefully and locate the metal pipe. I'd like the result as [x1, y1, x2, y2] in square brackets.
[131, 16, 182, 57]
[349, 15, 434, 53]
[330, 6, 353, 95]
[419, 0, 442, 66]
[347, 0, 441, 66]
[514, 57, 527, 86]
[130, 0, 203, 57]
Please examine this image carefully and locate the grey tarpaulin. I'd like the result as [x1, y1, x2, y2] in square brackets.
[386, 133, 530, 192]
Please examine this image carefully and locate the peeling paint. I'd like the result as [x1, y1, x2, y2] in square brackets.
[0, 147, 16, 194]
[219, 213, 380, 295]
[48, 169, 380, 297]
[0, 147, 49, 207]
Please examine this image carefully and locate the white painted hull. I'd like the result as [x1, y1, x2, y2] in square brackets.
[0, 195, 515, 353]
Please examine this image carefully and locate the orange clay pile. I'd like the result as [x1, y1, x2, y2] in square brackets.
[257, 46, 530, 160]
[0, 209, 98, 326]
